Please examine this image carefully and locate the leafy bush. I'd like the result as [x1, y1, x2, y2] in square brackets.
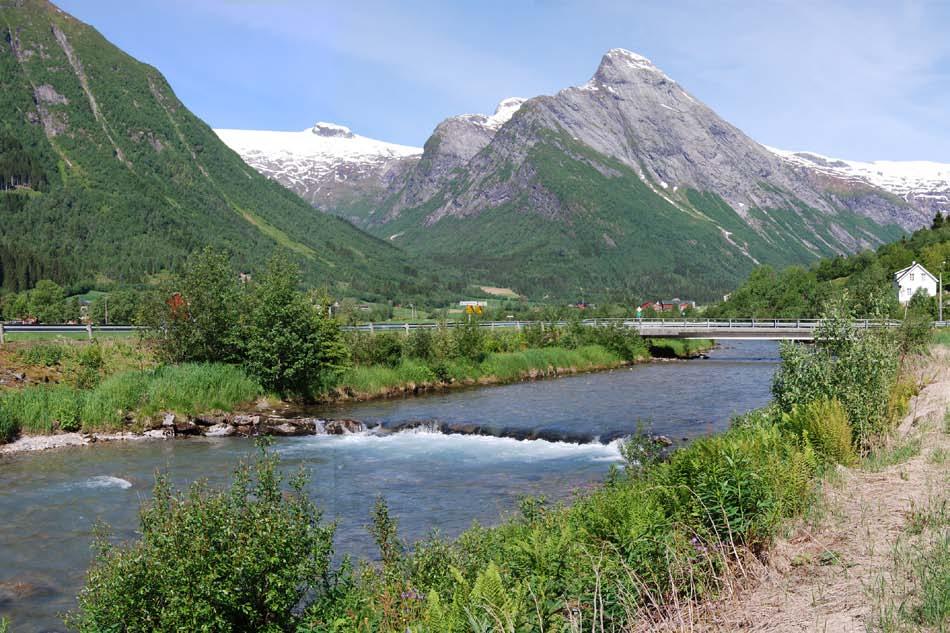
[67, 443, 336, 632]
[772, 302, 899, 449]
[780, 398, 856, 466]
[241, 255, 349, 396]
[17, 342, 66, 367]
[655, 422, 817, 546]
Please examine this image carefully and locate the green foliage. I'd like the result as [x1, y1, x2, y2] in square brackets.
[156, 247, 243, 364]
[772, 301, 899, 449]
[0, 363, 261, 438]
[710, 223, 950, 318]
[17, 342, 66, 367]
[241, 255, 349, 396]
[780, 398, 856, 466]
[0, 3, 450, 299]
[67, 442, 336, 633]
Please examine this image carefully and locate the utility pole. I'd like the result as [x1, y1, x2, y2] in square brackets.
[940, 260, 946, 323]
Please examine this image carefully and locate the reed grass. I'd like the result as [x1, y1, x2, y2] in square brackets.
[0, 363, 262, 438]
[330, 344, 624, 398]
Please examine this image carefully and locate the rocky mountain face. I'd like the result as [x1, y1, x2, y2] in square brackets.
[768, 148, 950, 218]
[0, 0, 439, 298]
[214, 123, 420, 225]
[222, 49, 936, 300]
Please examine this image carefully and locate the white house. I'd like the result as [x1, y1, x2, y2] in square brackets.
[893, 261, 938, 304]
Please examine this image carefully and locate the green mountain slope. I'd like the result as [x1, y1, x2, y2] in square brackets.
[0, 0, 440, 298]
[376, 130, 904, 302]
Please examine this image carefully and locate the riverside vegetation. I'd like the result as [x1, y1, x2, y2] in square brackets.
[57, 299, 935, 632]
[0, 248, 702, 445]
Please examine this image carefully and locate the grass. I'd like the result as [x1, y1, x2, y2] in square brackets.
[873, 492, 950, 632]
[0, 363, 262, 439]
[331, 345, 625, 398]
[933, 329, 950, 346]
[863, 435, 923, 472]
[3, 331, 139, 342]
[646, 338, 714, 358]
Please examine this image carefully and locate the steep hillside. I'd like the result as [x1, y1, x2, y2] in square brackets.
[707, 219, 949, 318]
[769, 148, 950, 217]
[215, 123, 421, 226]
[0, 0, 439, 299]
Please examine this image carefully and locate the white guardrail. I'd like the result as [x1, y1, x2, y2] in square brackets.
[0, 318, 946, 340]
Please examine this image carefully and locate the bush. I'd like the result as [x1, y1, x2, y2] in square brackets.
[656, 422, 817, 546]
[241, 255, 349, 396]
[772, 302, 899, 449]
[780, 398, 856, 466]
[67, 443, 336, 632]
[17, 342, 66, 367]
[153, 247, 243, 364]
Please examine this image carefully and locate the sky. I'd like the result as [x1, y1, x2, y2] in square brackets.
[56, 0, 950, 162]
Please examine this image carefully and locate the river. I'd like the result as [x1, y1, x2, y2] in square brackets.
[0, 340, 780, 632]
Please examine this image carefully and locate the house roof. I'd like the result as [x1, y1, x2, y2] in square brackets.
[894, 261, 938, 284]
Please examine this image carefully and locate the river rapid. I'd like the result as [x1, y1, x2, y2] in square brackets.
[0, 340, 779, 632]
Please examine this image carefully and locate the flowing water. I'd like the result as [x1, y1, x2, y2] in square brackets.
[0, 340, 779, 631]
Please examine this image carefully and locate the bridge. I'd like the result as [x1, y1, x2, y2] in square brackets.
[5, 319, 945, 342]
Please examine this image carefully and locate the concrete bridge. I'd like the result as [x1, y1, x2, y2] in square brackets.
[346, 318, 938, 341]
[2, 319, 947, 342]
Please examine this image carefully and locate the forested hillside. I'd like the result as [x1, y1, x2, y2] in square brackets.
[0, 0, 449, 301]
[707, 214, 949, 318]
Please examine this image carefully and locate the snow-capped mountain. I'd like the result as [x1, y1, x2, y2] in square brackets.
[214, 123, 421, 219]
[768, 148, 950, 216]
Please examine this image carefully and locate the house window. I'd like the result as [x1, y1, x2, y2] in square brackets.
[910, 273, 915, 281]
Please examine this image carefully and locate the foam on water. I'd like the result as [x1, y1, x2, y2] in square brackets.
[83, 475, 133, 490]
[278, 427, 625, 463]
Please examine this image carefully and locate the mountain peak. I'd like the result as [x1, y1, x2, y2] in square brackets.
[312, 122, 354, 138]
[592, 47, 671, 85]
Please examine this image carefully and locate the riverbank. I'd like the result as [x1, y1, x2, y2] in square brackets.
[323, 340, 713, 402]
[0, 339, 714, 456]
[648, 344, 950, 632]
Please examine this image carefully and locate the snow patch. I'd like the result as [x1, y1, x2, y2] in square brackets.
[766, 146, 950, 200]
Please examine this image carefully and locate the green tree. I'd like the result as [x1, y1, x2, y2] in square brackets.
[67, 442, 336, 633]
[158, 248, 243, 363]
[241, 254, 349, 396]
[90, 289, 142, 325]
[28, 279, 66, 322]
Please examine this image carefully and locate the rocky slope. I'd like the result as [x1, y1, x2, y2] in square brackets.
[214, 123, 421, 225]
[769, 148, 950, 217]
[371, 49, 923, 299]
[0, 0, 439, 299]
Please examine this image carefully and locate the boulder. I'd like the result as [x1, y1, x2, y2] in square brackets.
[203, 423, 235, 437]
[173, 418, 200, 435]
[325, 419, 365, 434]
[144, 428, 173, 439]
[261, 421, 311, 436]
[194, 413, 228, 427]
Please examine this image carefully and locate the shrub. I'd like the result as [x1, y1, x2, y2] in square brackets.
[772, 302, 899, 449]
[153, 247, 243, 364]
[780, 398, 856, 466]
[67, 443, 336, 632]
[241, 255, 349, 396]
[656, 423, 817, 546]
[17, 342, 66, 367]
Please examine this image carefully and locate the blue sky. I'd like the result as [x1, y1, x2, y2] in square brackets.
[57, 0, 949, 161]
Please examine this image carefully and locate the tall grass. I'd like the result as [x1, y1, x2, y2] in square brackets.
[331, 345, 624, 398]
[0, 363, 262, 439]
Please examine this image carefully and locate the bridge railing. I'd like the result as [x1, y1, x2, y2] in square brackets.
[0, 318, 937, 340]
